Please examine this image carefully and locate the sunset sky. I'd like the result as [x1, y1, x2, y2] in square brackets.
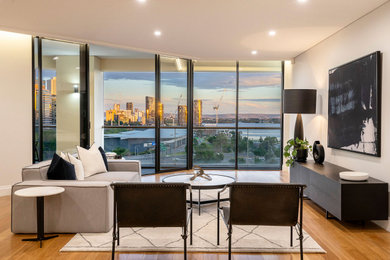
[104, 71, 281, 115]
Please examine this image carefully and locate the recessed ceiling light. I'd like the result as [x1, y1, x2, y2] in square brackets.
[251, 50, 258, 55]
[268, 30, 276, 36]
[137, 0, 146, 3]
[297, 0, 308, 3]
[154, 30, 162, 37]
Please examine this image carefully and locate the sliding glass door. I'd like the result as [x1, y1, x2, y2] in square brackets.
[238, 61, 282, 169]
[159, 56, 189, 171]
[98, 54, 282, 172]
[33, 38, 88, 162]
[193, 61, 237, 168]
[95, 45, 156, 168]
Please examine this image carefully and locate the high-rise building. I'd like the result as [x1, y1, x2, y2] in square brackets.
[193, 99, 202, 126]
[35, 81, 56, 125]
[145, 96, 155, 125]
[114, 103, 121, 111]
[178, 105, 187, 126]
[51, 96, 56, 124]
[51, 77, 56, 95]
[46, 79, 51, 93]
[105, 110, 115, 123]
[136, 110, 146, 125]
[158, 103, 164, 123]
[42, 88, 56, 125]
[126, 102, 133, 113]
[34, 84, 39, 113]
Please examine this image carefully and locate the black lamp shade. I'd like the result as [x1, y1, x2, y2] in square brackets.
[283, 89, 317, 114]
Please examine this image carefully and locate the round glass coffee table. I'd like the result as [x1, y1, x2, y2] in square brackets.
[162, 173, 235, 215]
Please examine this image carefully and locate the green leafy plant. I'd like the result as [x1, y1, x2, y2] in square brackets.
[113, 147, 130, 157]
[283, 138, 312, 167]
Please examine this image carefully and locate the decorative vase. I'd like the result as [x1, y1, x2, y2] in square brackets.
[313, 141, 325, 164]
[295, 149, 308, 162]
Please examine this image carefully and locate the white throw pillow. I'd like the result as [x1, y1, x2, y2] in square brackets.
[67, 153, 85, 180]
[60, 152, 69, 162]
[77, 144, 107, 178]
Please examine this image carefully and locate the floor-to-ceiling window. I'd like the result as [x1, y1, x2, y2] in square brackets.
[238, 61, 282, 168]
[33, 37, 88, 162]
[34, 40, 283, 171]
[193, 61, 237, 168]
[90, 46, 156, 168]
[159, 56, 188, 170]
[192, 61, 283, 169]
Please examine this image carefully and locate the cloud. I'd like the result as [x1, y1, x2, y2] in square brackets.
[194, 72, 236, 89]
[161, 72, 187, 86]
[240, 98, 281, 102]
[239, 72, 281, 88]
[103, 71, 281, 91]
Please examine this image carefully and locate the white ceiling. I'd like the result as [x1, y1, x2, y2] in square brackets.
[0, 0, 388, 60]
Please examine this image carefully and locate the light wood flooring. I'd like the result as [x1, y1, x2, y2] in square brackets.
[1, 170, 390, 259]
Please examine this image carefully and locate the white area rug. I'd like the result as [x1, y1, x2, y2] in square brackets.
[61, 192, 325, 253]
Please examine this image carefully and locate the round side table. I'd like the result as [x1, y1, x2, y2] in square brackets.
[14, 186, 65, 248]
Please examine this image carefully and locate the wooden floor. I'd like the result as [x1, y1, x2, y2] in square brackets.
[2, 170, 390, 259]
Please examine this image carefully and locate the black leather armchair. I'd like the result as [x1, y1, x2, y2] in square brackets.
[217, 183, 305, 260]
[111, 182, 193, 260]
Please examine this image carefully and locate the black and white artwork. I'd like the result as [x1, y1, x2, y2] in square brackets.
[328, 52, 381, 157]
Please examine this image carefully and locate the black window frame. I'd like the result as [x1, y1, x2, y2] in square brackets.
[32, 36, 90, 162]
[32, 37, 283, 171]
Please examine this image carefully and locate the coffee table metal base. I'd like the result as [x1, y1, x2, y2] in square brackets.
[190, 188, 230, 215]
[162, 173, 235, 215]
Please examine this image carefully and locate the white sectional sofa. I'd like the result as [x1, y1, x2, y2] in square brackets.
[11, 159, 141, 233]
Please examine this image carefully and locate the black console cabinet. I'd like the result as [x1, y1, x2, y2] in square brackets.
[290, 161, 388, 221]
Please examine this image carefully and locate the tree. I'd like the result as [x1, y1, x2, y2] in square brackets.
[113, 147, 130, 157]
[253, 136, 279, 158]
[194, 142, 224, 162]
[231, 131, 252, 153]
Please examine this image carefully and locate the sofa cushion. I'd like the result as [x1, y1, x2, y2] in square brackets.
[77, 144, 107, 178]
[47, 153, 76, 180]
[68, 153, 85, 180]
[98, 146, 109, 171]
[85, 171, 140, 182]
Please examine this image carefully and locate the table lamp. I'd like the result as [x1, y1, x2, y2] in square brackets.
[283, 89, 317, 140]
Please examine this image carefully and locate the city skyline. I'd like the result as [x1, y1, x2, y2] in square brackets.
[105, 96, 203, 126]
[104, 71, 282, 115]
[35, 70, 57, 125]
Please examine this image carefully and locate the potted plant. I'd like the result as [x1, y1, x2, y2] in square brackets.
[283, 138, 312, 167]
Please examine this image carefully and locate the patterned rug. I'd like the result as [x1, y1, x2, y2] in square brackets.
[61, 190, 325, 253]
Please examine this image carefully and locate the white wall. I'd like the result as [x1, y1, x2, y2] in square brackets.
[0, 31, 32, 195]
[90, 56, 104, 147]
[288, 2, 390, 230]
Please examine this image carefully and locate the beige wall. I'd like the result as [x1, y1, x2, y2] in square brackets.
[288, 2, 390, 230]
[101, 58, 154, 72]
[0, 31, 32, 195]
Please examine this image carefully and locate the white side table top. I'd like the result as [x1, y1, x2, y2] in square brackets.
[14, 187, 65, 198]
